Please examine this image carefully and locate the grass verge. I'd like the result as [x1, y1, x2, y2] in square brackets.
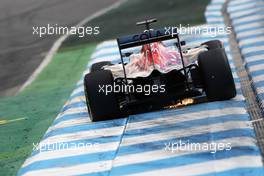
[0, 44, 96, 176]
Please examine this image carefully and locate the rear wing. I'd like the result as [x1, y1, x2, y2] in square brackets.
[116, 26, 186, 86]
[117, 28, 178, 50]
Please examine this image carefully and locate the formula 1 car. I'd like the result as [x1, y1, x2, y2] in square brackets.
[84, 19, 236, 122]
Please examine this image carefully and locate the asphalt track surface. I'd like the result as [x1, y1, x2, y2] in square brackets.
[0, 0, 118, 97]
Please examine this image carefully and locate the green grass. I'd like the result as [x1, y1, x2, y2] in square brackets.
[63, 0, 210, 47]
[0, 44, 96, 176]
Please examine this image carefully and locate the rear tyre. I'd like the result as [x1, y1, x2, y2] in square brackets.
[201, 40, 223, 50]
[90, 61, 112, 72]
[84, 70, 122, 121]
[198, 48, 236, 101]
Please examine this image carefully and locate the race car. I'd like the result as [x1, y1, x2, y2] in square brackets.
[84, 19, 236, 122]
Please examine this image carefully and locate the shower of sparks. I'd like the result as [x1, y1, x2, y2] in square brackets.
[165, 98, 194, 109]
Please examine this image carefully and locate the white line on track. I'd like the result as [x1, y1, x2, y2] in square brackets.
[18, 0, 128, 93]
